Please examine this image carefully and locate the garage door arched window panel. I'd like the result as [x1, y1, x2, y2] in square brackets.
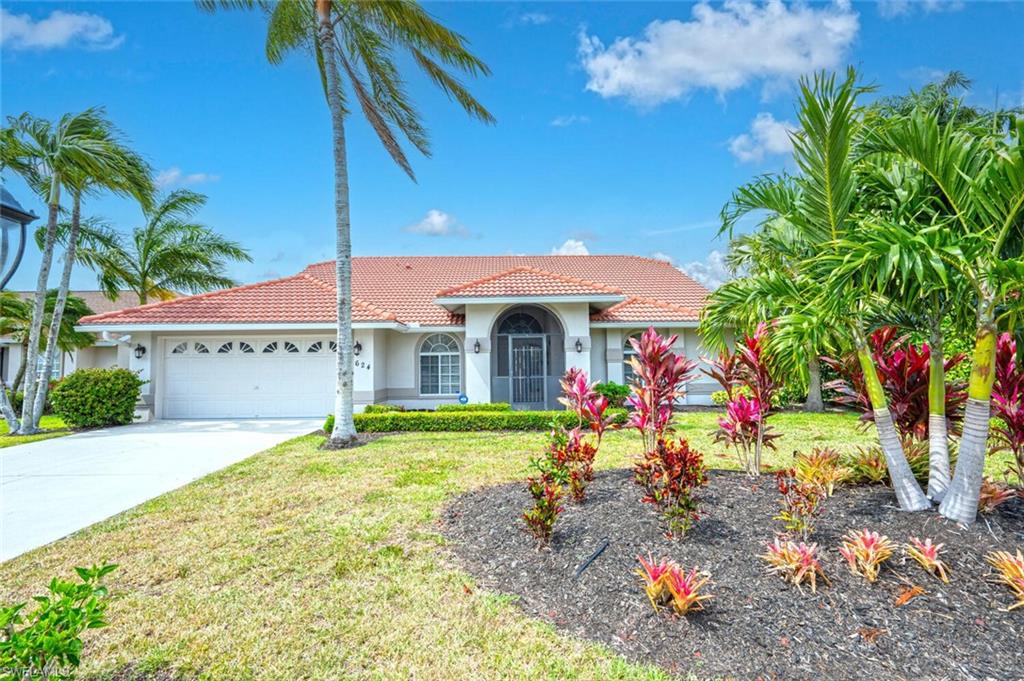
[419, 333, 460, 396]
[170, 342, 188, 355]
[261, 341, 278, 354]
[329, 341, 338, 353]
[283, 341, 299, 354]
[217, 342, 233, 354]
[306, 341, 323, 354]
[239, 341, 255, 354]
[194, 342, 210, 354]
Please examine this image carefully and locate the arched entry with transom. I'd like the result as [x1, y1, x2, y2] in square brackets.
[489, 305, 565, 410]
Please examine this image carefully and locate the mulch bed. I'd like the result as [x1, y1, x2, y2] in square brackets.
[442, 469, 1024, 680]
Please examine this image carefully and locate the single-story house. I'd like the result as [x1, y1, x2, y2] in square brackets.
[1, 290, 140, 386]
[75, 255, 718, 419]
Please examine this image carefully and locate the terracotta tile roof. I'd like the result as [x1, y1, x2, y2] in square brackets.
[79, 255, 709, 327]
[436, 266, 624, 298]
[589, 296, 703, 323]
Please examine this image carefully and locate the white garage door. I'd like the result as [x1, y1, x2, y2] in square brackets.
[163, 338, 335, 418]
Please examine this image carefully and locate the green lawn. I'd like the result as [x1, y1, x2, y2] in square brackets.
[0, 411, 1016, 680]
[0, 414, 70, 448]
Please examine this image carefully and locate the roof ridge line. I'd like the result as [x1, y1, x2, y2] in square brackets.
[436, 265, 624, 297]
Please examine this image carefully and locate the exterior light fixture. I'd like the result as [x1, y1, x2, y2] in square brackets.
[575, 339, 583, 353]
[134, 344, 147, 360]
[473, 340, 481, 354]
[353, 340, 363, 356]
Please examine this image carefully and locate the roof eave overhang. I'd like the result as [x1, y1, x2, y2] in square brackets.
[76, 321, 408, 333]
[589, 320, 699, 328]
[434, 294, 626, 311]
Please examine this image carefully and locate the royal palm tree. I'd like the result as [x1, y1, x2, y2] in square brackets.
[3, 108, 141, 434]
[866, 110, 1024, 524]
[199, 0, 494, 447]
[82, 190, 250, 305]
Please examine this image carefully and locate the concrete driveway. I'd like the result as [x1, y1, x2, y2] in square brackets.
[0, 418, 320, 562]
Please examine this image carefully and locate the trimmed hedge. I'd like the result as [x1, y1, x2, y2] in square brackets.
[435, 402, 511, 412]
[594, 381, 631, 406]
[50, 368, 144, 428]
[363, 404, 406, 414]
[324, 408, 628, 434]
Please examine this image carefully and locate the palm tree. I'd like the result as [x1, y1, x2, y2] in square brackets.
[82, 190, 250, 305]
[0, 291, 95, 430]
[3, 108, 140, 434]
[866, 110, 1024, 524]
[199, 0, 494, 447]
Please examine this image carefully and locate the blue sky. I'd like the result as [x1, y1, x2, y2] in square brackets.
[2, 0, 1022, 292]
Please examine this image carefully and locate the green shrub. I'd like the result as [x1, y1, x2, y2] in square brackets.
[6, 385, 55, 416]
[593, 381, 631, 406]
[0, 563, 117, 680]
[363, 404, 406, 414]
[49, 368, 144, 428]
[324, 408, 628, 434]
[435, 402, 511, 412]
[711, 390, 729, 406]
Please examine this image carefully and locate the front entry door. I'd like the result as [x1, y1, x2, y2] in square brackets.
[510, 335, 546, 410]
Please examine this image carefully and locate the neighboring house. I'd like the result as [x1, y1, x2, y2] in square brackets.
[0, 290, 140, 386]
[75, 256, 717, 419]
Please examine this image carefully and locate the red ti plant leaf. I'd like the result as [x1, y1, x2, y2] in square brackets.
[991, 333, 1024, 484]
[626, 327, 698, 453]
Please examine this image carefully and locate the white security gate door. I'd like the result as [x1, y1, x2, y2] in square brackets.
[163, 338, 335, 418]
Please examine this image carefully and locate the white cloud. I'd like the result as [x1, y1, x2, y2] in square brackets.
[517, 12, 552, 25]
[877, 0, 963, 18]
[404, 209, 468, 238]
[550, 239, 590, 256]
[650, 251, 675, 264]
[550, 114, 590, 127]
[0, 8, 123, 51]
[729, 112, 798, 163]
[680, 250, 730, 290]
[577, 1, 859, 106]
[155, 167, 220, 189]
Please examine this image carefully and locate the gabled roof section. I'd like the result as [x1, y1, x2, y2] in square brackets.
[435, 266, 624, 300]
[590, 296, 702, 323]
[78, 255, 710, 329]
[77, 273, 398, 326]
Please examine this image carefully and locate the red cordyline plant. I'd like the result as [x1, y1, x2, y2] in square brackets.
[635, 555, 713, 616]
[774, 469, 826, 540]
[839, 529, 896, 583]
[822, 327, 967, 441]
[522, 474, 563, 545]
[991, 333, 1024, 484]
[706, 322, 781, 476]
[634, 438, 708, 538]
[905, 537, 950, 583]
[626, 327, 698, 453]
[761, 538, 828, 593]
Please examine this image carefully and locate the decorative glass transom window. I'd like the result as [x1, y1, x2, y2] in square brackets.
[419, 334, 460, 396]
[171, 342, 188, 355]
[329, 341, 338, 353]
[307, 341, 322, 353]
[498, 312, 543, 335]
[239, 341, 255, 354]
[217, 342, 233, 354]
[194, 342, 210, 354]
[283, 341, 299, 354]
[261, 342, 278, 354]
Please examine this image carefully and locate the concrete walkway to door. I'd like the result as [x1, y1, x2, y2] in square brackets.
[0, 418, 320, 562]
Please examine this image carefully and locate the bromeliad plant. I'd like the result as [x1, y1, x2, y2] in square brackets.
[839, 529, 897, 582]
[977, 478, 1018, 514]
[794, 447, 847, 496]
[635, 555, 713, 616]
[761, 538, 828, 593]
[985, 549, 1024, 611]
[634, 438, 708, 538]
[774, 469, 826, 540]
[991, 333, 1024, 484]
[905, 537, 951, 583]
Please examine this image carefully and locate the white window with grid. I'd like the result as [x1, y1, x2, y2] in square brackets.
[419, 334, 460, 396]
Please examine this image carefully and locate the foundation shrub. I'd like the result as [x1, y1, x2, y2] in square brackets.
[49, 369, 144, 428]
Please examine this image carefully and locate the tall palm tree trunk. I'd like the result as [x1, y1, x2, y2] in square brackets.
[804, 354, 824, 412]
[32, 193, 81, 427]
[12, 340, 27, 393]
[854, 326, 931, 511]
[926, 317, 951, 501]
[19, 178, 61, 435]
[939, 294, 996, 524]
[319, 2, 357, 447]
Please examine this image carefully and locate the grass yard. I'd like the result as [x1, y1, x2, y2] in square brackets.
[0, 411, 1016, 680]
[0, 414, 69, 448]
